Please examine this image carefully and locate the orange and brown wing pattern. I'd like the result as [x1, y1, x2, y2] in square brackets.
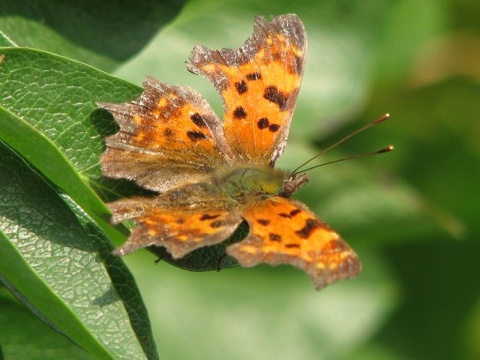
[100, 76, 234, 192]
[228, 197, 361, 290]
[187, 14, 306, 165]
[109, 197, 243, 258]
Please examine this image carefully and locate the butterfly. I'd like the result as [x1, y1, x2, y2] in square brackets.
[99, 14, 361, 290]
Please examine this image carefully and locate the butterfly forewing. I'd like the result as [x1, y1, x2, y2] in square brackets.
[100, 77, 232, 192]
[187, 15, 307, 165]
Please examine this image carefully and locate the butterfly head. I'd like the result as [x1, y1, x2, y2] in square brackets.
[281, 172, 309, 198]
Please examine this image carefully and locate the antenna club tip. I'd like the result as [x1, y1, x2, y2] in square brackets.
[372, 113, 390, 125]
[380, 145, 394, 153]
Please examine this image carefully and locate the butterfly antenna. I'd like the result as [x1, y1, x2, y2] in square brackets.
[295, 145, 393, 174]
[290, 113, 390, 175]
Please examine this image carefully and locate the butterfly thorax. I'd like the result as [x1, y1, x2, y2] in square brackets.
[213, 166, 288, 204]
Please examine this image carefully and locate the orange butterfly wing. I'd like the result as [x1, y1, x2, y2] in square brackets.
[100, 76, 233, 193]
[108, 195, 242, 258]
[187, 14, 306, 165]
[227, 197, 361, 290]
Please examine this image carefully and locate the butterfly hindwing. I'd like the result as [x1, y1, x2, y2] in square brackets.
[227, 197, 361, 290]
[109, 196, 243, 258]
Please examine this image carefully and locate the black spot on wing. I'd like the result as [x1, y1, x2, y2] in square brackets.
[235, 80, 248, 94]
[269, 233, 281, 241]
[190, 113, 208, 128]
[290, 209, 301, 217]
[200, 214, 221, 221]
[263, 86, 288, 110]
[285, 243, 300, 249]
[257, 118, 269, 129]
[233, 106, 247, 119]
[257, 219, 270, 226]
[269, 124, 280, 132]
[278, 208, 302, 219]
[187, 130, 208, 141]
[246, 72, 262, 81]
[295, 218, 321, 239]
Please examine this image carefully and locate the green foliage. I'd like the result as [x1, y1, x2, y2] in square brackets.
[0, 0, 185, 71]
[1, 1, 479, 359]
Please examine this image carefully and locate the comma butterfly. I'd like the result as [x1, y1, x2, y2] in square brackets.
[99, 14, 362, 290]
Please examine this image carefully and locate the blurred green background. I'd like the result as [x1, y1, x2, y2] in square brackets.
[2, 0, 480, 359]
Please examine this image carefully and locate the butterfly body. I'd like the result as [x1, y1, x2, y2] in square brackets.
[100, 14, 361, 290]
[214, 165, 286, 201]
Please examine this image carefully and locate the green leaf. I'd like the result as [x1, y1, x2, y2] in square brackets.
[0, 48, 139, 248]
[0, 290, 92, 359]
[0, 0, 186, 71]
[0, 30, 16, 47]
[0, 142, 157, 359]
